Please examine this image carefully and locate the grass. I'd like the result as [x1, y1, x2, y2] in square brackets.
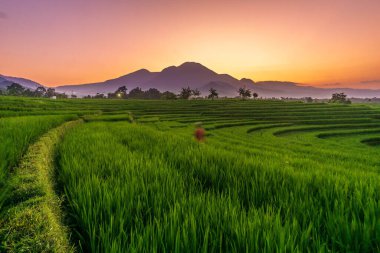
[0, 120, 81, 252]
[57, 122, 380, 252]
[0, 115, 76, 196]
[0, 96, 380, 252]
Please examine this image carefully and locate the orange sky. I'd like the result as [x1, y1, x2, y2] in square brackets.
[1, 0, 379, 88]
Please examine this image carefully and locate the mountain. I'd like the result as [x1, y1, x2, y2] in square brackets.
[55, 62, 380, 98]
[253, 81, 380, 98]
[0, 74, 43, 90]
[4, 62, 380, 98]
[0, 76, 13, 90]
[55, 69, 158, 96]
[56, 62, 245, 96]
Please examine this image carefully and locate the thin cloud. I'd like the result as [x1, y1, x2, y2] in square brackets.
[318, 83, 342, 87]
[361, 80, 380, 84]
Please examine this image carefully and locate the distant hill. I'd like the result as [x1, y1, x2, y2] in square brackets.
[0, 76, 13, 90]
[0, 74, 43, 90]
[3, 62, 380, 98]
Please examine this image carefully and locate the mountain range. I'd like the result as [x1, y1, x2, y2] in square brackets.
[2, 62, 380, 98]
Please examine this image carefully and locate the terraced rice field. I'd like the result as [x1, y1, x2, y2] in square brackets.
[0, 96, 379, 252]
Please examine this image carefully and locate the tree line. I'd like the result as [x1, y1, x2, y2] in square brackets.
[0, 83, 69, 98]
[86, 86, 259, 100]
[85, 86, 218, 100]
[0, 83, 228, 100]
[1, 82, 351, 103]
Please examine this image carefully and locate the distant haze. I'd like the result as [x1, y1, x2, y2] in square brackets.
[1, 0, 380, 87]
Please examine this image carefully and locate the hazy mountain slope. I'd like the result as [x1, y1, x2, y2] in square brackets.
[254, 81, 380, 98]
[200, 81, 238, 97]
[0, 76, 13, 90]
[56, 69, 158, 95]
[0, 75, 43, 90]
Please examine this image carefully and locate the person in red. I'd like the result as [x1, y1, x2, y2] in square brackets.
[194, 122, 206, 142]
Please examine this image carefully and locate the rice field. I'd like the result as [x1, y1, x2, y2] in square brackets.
[0, 115, 76, 204]
[0, 96, 379, 252]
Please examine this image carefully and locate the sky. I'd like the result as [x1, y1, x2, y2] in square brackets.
[0, 0, 379, 88]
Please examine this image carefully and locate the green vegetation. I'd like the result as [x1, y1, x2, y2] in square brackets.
[329, 92, 351, 104]
[3, 83, 68, 98]
[0, 96, 379, 252]
[0, 120, 80, 252]
[0, 115, 76, 193]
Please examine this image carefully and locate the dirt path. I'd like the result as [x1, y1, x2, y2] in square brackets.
[0, 120, 82, 253]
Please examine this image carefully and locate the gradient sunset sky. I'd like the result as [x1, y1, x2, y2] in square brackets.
[1, 0, 379, 88]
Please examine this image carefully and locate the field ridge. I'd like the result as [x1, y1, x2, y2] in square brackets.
[0, 120, 82, 252]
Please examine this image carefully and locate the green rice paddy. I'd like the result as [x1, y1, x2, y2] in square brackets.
[0, 96, 379, 252]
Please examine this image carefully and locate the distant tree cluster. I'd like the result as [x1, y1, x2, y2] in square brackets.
[85, 86, 177, 100]
[238, 87, 258, 100]
[329, 92, 351, 104]
[304, 97, 314, 103]
[178, 87, 201, 99]
[91, 86, 213, 100]
[1, 83, 68, 98]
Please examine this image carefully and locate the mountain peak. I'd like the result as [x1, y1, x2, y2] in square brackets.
[240, 78, 255, 85]
[134, 68, 151, 74]
[178, 62, 205, 68]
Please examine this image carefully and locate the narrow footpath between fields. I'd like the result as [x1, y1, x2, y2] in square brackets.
[0, 120, 82, 252]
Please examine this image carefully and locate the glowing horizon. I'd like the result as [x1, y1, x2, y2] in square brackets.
[1, 0, 380, 88]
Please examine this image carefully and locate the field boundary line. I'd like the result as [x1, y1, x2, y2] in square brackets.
[0, 119, 82, 252]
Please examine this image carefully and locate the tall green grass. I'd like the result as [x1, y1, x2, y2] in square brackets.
[1, 96, 380, 252]
[58, 122, 380, 252]
[0, 115, 76, 210]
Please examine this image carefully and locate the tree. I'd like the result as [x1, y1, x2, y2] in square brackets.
[329, 93, 351, 104]
[56, 93, 68, 99]
[113, 86, 128, 98]
[144, 88, 161, 99]
[107, 92, 116, 99]
[34, 86, 46, 97]
[128, 87, 144, 99]
[93, 93, 105, 99]
[192, 88, 201, 98]
[22, 89, 34, 97]
[179, 86, 192, 99]
[305, 97, 313, 103]
[46, 88, 56, 98]
[253, 92, 258, 99]
[7, 83, 25, 96]
[238, 87, 252, 99]
[161, 91, 177, 100]
[208, 88, 218, 100]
